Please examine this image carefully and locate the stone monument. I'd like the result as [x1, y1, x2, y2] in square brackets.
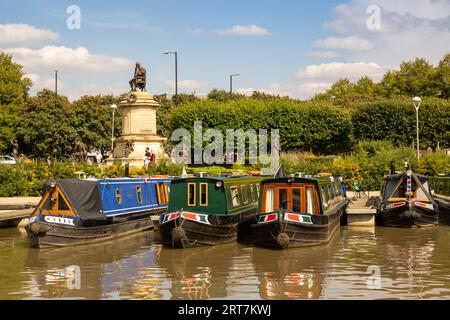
[107, 63, 166, 167]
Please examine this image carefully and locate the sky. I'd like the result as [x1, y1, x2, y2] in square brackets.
[0, 0, 449, 100]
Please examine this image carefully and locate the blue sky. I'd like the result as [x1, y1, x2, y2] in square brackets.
[1, 0, 449, 100]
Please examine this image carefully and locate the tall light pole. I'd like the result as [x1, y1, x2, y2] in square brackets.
[54, 69, 58, 107]
[230, 74, 240, 94]
[412, 96, 422, 162]
[111, 104, 118, 154]
[164, 51, 178, 101]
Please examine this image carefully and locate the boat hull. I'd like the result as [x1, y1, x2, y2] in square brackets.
[435, 198, 450, 225]
[26, 212, 161, 249]
[377, 205, 438, 228]
[159, 210, 256, 248]
[251, 210, 343, 249]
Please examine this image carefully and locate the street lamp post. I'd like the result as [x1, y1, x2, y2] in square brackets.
[164, 51, 178, 101]
[54, 69, 58, 107]
[111, 104, 118, 154]
[412, 96, 422, 162]
[230, 74, 240, 94]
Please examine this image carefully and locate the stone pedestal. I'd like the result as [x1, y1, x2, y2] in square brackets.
[107, 91, 166, 167]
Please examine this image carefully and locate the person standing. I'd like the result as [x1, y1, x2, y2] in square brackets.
[144, 147, 151, 168]
[150, 150, 156, 164]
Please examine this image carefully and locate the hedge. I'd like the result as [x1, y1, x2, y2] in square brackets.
[168, 98, 353, 155]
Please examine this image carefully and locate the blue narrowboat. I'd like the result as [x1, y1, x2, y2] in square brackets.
[26, 177, 171, 248]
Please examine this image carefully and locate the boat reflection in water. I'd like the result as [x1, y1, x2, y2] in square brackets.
[155, 242, 254, 299]
[24, 232, 170, 299]
[251, 232, 340, 299]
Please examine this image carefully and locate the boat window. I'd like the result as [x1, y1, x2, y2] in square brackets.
[241, 185, 248, 204]
[306, 187, 316, 214]
[321, 186, 328, 209]
[293, 189, 301, 212]
[250, 184, 255, 202]
[231, 186, 240, 207]
[278, 188, 288, 210]
[265, 187, 274, 213]
[188, 183, 196, 206]
[256, 184, 260, 197]
[115, 188, 122, 205]
[136, 186, 143, 204]
[200, 183, 208, 206]
[58, 192, 70, 211]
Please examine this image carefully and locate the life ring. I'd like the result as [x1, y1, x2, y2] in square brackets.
[248, 171, 261, 176]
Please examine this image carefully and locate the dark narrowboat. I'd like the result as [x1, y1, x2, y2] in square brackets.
[434, 173, 450, 225]
[251, 173, 349, 249]
[159, 175, 265, 248]
[377, 163, 438, 228]
[26, 177, 171, 248]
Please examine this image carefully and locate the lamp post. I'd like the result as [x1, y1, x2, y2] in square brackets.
[412, 96, 422, 162]
[164, 51, 178, 101]
[54, 69, 58, 107]
[230, 74, 240, 94]
[111, 104, 118, 154]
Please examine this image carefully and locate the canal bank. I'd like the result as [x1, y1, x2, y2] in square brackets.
[0, 225, 450, 299]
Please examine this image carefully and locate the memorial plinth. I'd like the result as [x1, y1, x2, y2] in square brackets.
[107, 91, 166, 167]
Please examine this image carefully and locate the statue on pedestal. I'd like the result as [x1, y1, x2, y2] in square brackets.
[11, 139, 19, 159]
[129, 62, 147, 92]
[73, 141, 88, 162]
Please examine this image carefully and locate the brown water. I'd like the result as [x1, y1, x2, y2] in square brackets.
[1, 226, 450, 300]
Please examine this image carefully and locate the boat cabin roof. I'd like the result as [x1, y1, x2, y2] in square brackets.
[261, 176, 337, 186]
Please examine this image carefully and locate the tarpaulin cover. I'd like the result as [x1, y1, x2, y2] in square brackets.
[58, 179, 105, 220]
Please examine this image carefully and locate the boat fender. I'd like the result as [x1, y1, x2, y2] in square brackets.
[277, 233, 290, 248]
[29, 223, 51, 235]
[172, 227, 186, 241]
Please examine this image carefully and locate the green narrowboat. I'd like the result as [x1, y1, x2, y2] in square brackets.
[159, 175, 266, 248]
[251, 173, 349, 249]
[435, 173, 450, 225]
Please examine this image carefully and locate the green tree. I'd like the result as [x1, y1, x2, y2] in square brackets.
[17, 89, 77, 159]
[0, 52, 32, 153]
[436, 52, 450, 99]
[326, 78, 355, 99]
[354, 76, 377, 95]
[207, 89, 245, 102]
[72, 95, 121, 155]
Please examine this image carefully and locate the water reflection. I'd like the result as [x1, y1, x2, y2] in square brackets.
[0, 226, 450, 299]
[251, 232, 340, 299]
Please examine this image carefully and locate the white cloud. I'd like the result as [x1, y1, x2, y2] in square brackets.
[4, 46, 133, 72]
[163, 80, 208, 90]
[321, 0, 450, 65]
[297, 82, 333, 97]
[0, 24, 59, 46]
[315, 35, 374, 51]
[296, 62, 388, 82]
[67, 83, 128, 101]
[215, 25, 270, 36]
[305, 51, 339, 58]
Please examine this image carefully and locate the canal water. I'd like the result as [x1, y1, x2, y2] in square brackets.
[1, 226, 450, 300]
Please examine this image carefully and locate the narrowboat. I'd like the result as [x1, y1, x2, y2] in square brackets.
[434, 173, 450, 224]
[26, 177, 171, 248]
[377, 162, 438, 228]
[251, 173, 349, 249]
[159, 175, 265, 248]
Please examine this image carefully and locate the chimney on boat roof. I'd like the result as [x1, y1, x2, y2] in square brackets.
[390, 161, 396, 175]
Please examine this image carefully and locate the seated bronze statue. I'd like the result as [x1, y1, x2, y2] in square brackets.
[129, 62, 147, 91]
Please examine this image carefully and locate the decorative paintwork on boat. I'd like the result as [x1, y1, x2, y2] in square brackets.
[434, 173, 450, 225]
[377, 169, 438, 228]
[159, 176, 265, 248]
[26, 177, 171, 248]
[251, 175, 349, 249]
